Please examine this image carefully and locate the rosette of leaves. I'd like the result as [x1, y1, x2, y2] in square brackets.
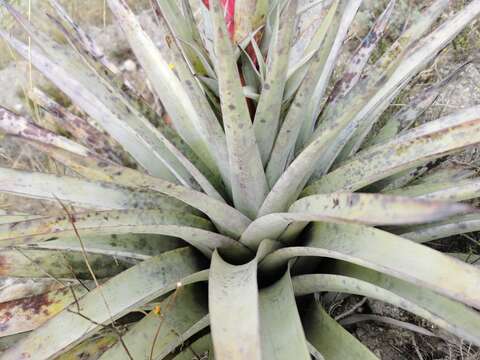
[0, 0, 480, 358]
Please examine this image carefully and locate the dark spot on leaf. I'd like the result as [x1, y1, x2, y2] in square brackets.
[362, 31, 378, 47]
[348, 193, 360, 207]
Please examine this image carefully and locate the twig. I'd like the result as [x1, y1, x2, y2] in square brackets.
[149, 282, 183, 360]
[57, 249, 90, 292]
[55, 196, 134, 360]
[12, 245, 83, 312]
[334, 297, 367, 321]
[339, 314, 437, 338]
[13, 246, 65, 287]
[412, 334, 425, 360]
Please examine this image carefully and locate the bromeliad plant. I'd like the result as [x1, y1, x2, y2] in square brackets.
[0, 0, 480, 358]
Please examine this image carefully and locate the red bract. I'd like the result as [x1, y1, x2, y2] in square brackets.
[202, 0, 235, 37]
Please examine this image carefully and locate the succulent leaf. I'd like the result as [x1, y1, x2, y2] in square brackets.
[0, 0, 479, 357]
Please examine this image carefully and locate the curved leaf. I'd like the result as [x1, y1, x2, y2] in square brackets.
[0, 248, 130, 278]
[210, 0, 269, 219]
[386, 178, 480, 202]
[307, 0, 451, 176]
[260, 223, 480, 309]
[209, 250, 261, 359]
[400, 213, 480, 243]
[32, 234, 183, 260]
[0, 209, 248, 258]
[107, 0, 230, 193]
[333, 64, 467, 170]
[266, 0, 361, 186]
[0, 10, 181, 184]
[259, 270, 310, 360]
[293, 273, 480, 345]
[1, 247, 205, 359]
[57, 332, 118, 360]
[0, 284, 89, 337]
[253, 0, 297, 165]
[28, 88, 122, 164]
[0, 107, 90, 158]
[0, 167, 190, 212]
[259, 2, 480, 214]
[332, 261, 480, 345]
[2, 4, 227, 198]
[18, 142, 251, 239]
[241, 193, 470, 248]
[98, 284, 207, 360]
[304, 106, 480, 195]
[303, 300, 378, 360]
